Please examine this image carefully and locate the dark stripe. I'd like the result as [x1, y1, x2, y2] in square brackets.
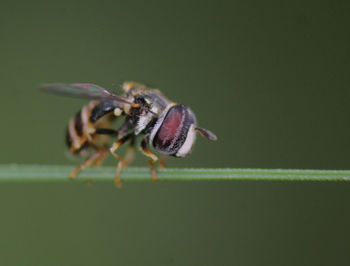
[90, 100, 117, 123]
[65, 128, 72, 148]
[74, 110, 84, 136]
[95, 128, 119, 135]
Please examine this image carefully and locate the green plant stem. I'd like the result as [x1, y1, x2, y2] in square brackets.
[0, 164, 349, 182]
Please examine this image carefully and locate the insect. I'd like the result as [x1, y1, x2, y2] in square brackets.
[41, 82, 217, 186]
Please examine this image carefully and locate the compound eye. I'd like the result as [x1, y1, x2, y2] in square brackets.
[152, 104, 196, 156]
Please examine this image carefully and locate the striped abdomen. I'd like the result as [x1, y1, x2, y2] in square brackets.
[65, 101, 115, 155]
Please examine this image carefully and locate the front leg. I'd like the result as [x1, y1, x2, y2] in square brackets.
[158, 155, 168, 169]
[140, 135, 159, 182]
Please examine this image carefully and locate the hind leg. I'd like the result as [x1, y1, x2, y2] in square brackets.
[70, 150, 103, 179]
[93, 128, 119, 167]
[69, 132, 112, 179]
[93, 148, 109, 166]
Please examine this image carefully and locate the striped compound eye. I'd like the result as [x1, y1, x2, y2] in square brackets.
[150, 104, 217, 157]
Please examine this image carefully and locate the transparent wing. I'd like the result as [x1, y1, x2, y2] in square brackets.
[40, 83, 135, 105]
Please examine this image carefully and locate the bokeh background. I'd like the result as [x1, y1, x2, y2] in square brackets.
[0, 0, 350, 265]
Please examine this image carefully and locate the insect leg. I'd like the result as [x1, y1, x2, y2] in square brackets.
[91, 129, 119, 166]
[123, 135, 136, 167]
[70, 151, 103, 179]
[110, 133, 134, 187]
[158, 155, 168, 169]
[93, 147, 109, 166]
[140, 135, 159, 182]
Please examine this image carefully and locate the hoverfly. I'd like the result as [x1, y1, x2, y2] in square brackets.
[41, 82, 217, 186]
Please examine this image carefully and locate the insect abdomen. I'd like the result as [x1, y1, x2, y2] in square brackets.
[66, 101, 105, 155]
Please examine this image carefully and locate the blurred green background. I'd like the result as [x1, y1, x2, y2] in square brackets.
[0, 0, 349, 265]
